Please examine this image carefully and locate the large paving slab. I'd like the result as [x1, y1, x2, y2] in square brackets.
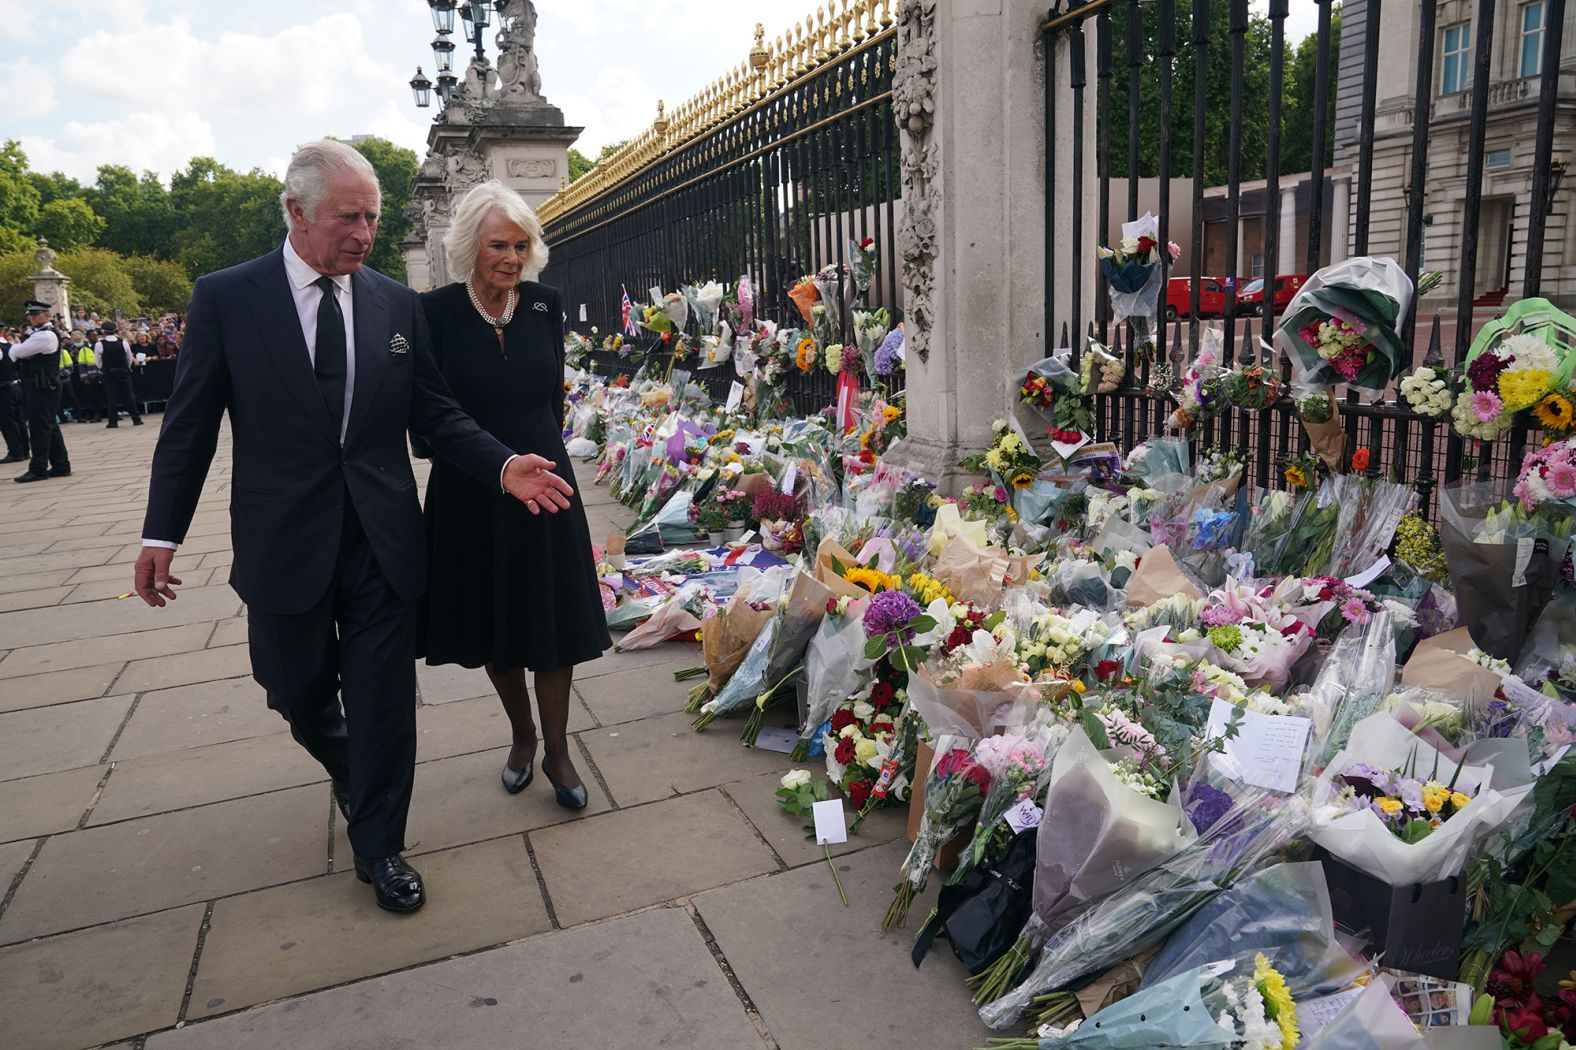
[0, 784, 329, 943]
[187, 836, 551, 1019]
[207, 617, 248, 648]
[0, 904, 204, 1050]
[114, 642, 251, 693]
[573, 662, 693, 725]
[0, 765, 106, 843]
[695, 840, 997, 1050]
[578, 709, 792, 806]
[0, 837, 36, 889]
[0, 622, 212, 679]
[0, 661, 122, 713]
[575, 640, 700, 681]
[148, 906, 767, 1050]
[0, 585, 70, 611]
[109, 675, 282, 762]
[334, 746, 612, 861]
[530, 790, 780, 926]
[0, 693, 132, 781]
[90, 732, 327, 826]
[414, 692, 593, 762]
[61, 567, 217, 604]
[0, 568, 72, 595]
[0, 582, 241, 649]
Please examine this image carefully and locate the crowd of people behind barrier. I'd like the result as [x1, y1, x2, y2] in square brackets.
[0, 306, 185, 424]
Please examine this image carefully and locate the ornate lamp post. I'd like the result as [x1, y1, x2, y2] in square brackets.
[409, 66, 433, 108]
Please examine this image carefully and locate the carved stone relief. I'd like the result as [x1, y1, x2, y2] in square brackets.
[894, 0, 938, 362]
[507, 158, 556, 179]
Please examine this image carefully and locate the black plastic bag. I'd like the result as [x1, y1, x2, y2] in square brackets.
[912, 827, 1038, 975]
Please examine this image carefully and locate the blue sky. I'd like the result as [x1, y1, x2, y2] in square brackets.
[0, 0, 1319, 185]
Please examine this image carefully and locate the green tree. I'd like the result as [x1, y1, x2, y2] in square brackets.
[86, 165, 177, 260]
[1280, 9, 1342, 176]
[55, 247, 140, 317]
[27, 170, 83, 207]
[0, 141, 42, 254]
[350, 136, 419, 283]
[122, 254, 193, 315]
[169, 157, 284, 279]
[567, 148, 595, 183]
[38, 197, 105, 252]
[0, 250, 37, 321]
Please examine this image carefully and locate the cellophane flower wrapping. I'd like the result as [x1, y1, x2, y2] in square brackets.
[1308, 711, 1536, 885]
[979, 784, 1309, 1029]
[704, 571, 831, 720]
[1014, 728, 1197, 952]
[951, 715, 1068, 885]
[1438, 481, 1570, 660]
[1323, 476, 1419, 581]
[1029, 965, 1237, 1048]
[1141, 861, 1367, 999]
[1308, 608, 1398, 767]
[1018, 353, 1096, 436]
[1275, 256, 1415, 393]
[1298, 979, 1430, 1050]
[682, 280, 725, 335]
[616, 582, 710, 651]
[798, 607, 874, 747]
[899, 733, 993, 895]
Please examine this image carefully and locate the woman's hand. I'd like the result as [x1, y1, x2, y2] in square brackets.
[502, 453, 574, 514]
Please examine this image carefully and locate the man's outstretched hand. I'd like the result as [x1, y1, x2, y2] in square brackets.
[134, 546, 182, 608]
[503, 453, 574, 514]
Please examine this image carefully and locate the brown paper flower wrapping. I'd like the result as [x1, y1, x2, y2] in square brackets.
[932, 532, 1043, 608]
[703, 594, 774, 691]
[1300, 387, 1348, 474]
[1122, 544, 1204, 608]
[813, 539, 873, 600]
[1399, 627, 1506, 707]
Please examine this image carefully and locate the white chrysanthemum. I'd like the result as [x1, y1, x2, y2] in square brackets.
[1502, 333, 1559, 373]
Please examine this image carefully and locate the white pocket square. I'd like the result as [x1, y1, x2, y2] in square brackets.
[389, 333, 410, 355]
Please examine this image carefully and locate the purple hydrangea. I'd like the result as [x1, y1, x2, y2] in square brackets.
[1185, 781, 1233, 834]
[874, 329, 905, 376]
[862, 589, 923, 644]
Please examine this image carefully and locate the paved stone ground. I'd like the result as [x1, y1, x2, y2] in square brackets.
[0, 419, 993, 1050]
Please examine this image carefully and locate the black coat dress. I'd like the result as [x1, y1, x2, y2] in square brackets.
[416, 280, 610, 672]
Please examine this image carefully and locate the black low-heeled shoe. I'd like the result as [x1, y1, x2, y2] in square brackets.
[501, 757, 535, 795]
[544, 770, 588, 810]
[354, 854, 426, 913]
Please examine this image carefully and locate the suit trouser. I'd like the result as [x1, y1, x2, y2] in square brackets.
[246, 500, 418, 858]
[102, 369, 141, 424]
[24, 385, 69, 475]
[0, 382, 26, 457]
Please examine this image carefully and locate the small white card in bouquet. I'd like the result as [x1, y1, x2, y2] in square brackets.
[812, 798, 847, 845]
[725, 381, 744, 413]
[1003, 799, 1043, 834]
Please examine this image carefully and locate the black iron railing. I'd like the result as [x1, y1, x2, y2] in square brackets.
[539, 7, 903, 414]
[1044, 0, 1569, 511]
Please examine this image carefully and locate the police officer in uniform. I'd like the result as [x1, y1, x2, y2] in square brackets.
[0, 326, 28, 462]
[12, 301, 71, 483]
[95, 321, 143, 427]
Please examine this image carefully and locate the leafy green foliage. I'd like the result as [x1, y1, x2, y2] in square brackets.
[350, 136, 419, 284]
[168, 157, 285, 280]
[38, 198, 105, 252]
[55, 248, 140, 318]
[0, 141, 42, 254]
[121, 255, 193, 316]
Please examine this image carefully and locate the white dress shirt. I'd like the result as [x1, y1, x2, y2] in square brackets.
[8, 326, 59, 360]
[282, 236, 356, 444]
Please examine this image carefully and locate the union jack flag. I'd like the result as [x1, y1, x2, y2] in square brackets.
[620, 287, 637, 337]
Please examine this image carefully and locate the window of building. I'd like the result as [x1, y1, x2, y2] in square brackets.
[1486, 148, 1512, 169]
[1250, 252, 1265, 278]
[1441, 22, 1471, 94]
[1521, 2, 1546, 79]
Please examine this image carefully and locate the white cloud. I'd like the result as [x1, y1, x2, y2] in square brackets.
[20, 110, 216, 183]
[0, 60, 55, 117]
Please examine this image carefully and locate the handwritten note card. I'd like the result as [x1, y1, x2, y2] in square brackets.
[1205, 699, 1312, 794]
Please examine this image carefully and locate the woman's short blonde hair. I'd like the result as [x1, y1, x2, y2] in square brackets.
[443, 180, 549, 283]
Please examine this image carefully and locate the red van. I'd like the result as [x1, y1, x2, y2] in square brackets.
[1163, 276, 1231, 320]
[1237, 274, 1307, 316]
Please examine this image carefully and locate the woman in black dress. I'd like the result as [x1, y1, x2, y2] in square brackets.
[419, 180, 610, 808]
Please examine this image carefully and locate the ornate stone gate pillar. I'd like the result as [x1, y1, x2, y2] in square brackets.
[894, 0, 1098, 489]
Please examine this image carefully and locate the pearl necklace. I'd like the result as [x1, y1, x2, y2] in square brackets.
[465, 278, 516, 334]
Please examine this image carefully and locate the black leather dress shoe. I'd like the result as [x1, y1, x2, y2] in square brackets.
[331, 780, 352, 821]
[0, 454, 24, 464]
[13, 471, 48, 483]
[47, 467, 70, 478]
[354, 854, 426, 913]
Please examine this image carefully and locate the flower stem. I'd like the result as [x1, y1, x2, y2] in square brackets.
[825, 844, 849, 907]
[881, 881, 916, 931]
[969, 937, 1030, 1006]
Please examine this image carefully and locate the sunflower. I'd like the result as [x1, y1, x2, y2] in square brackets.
[881, 405, 901, 423]
[1283, 464, 1308, 489]
[1533, 392, 1576, 433]
[842, 566, 897, 593]
[794, 337, 817, 373]
[1010, 471, 1035, 490]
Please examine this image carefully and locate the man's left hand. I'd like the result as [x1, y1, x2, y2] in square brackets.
[503, 453, 574, 514]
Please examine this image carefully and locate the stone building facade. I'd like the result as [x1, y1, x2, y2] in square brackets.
[1337, 0, 1575, 307]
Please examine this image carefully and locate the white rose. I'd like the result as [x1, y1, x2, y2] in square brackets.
[852, 701, 875, 722]
[780, 769, 812, 790]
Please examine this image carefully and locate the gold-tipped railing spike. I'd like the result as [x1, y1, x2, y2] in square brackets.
[879, 0, 893, 28]
[653, 98, 669, 136]
[837, 0, 853, 50]
[750, 22, 770, 74]
[801, 17, 815, 71]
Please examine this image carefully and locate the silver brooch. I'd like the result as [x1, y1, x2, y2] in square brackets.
[531, 301, 549, 313]
[389, 333, 410, 355]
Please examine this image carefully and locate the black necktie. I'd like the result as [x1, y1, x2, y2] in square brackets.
[313, 275, 347, 439]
